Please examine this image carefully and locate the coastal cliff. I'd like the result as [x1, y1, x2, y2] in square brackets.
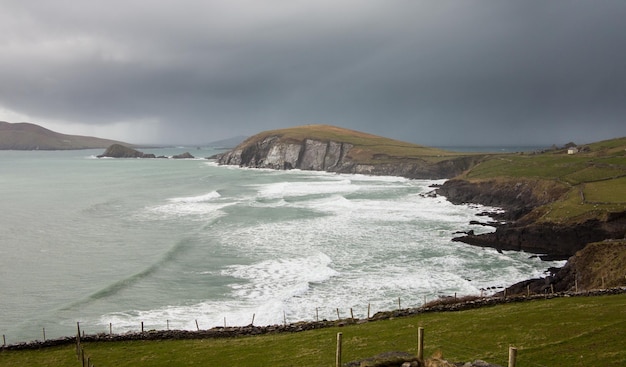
[437, 179, 626, 260]
[218, 127, 626, 293]
[216, 125, 484, 179]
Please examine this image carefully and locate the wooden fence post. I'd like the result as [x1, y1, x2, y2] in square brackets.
[417, 327, 424, 363]
[316, 308, 319, 322]
[251, 313, 255, 326]
[195, 319, 200, 331]
[336, 332, 343, 367]
[109, 323, 112, 336]
[43, 327, 46, 341]
[3, 334, 6, 347]
[367, 303, 371, 319]
[141, 321, 144, 333]
[336, 308, 340, 320]
[508, 346, 517, 367]
[76, 321, 81, 360]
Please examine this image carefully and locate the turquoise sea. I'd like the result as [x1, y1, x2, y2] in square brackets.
[0, 148, 563, 343]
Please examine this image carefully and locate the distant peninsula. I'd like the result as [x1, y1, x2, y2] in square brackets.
[0, 121, 130, 150]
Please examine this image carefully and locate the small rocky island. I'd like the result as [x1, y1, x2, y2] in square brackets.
[97, 144, 195, 159]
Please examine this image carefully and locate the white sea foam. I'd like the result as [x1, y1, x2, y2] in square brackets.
[145, 191, 232, 219]
[168, 191, 221, 203]
[254, 179, 358, 200]
[222, 252, 339, 301]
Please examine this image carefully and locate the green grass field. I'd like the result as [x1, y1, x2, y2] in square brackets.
[2, 294, 625, 367]
[461, 137, 626, 224]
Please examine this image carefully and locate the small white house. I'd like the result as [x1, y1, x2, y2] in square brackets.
[567, 147, 579, 155]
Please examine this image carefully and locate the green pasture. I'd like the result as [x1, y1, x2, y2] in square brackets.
[2, 294, 625, 367]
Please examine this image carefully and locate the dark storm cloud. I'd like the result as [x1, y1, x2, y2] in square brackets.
[0, 0, 625, 145]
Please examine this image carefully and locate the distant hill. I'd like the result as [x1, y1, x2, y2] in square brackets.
[0, 121, 131, 150]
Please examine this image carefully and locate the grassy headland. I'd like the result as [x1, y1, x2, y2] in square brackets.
[2, 293, 625, 366]
[235, 124, 476, 163]
[459, 136, 626, 224]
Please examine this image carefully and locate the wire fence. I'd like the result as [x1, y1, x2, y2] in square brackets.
[2, 287, 625, 367]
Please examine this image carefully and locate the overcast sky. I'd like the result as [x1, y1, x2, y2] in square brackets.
[1, 1, 625, 146]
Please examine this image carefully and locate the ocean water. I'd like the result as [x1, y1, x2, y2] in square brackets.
[0, 149, 563, 343]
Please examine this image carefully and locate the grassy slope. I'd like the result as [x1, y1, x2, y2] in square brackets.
[2, 294, 625, 366]
[570, 240, 626, 290]
[0, 121, 128, 150]
[460, 137, 626, 224]
[237, 124, 474, 163]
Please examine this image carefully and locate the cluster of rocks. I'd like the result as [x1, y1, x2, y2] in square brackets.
[96, 144, 195, 159]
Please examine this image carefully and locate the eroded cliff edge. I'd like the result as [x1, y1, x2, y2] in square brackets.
[437, 178, 626, 260]
[437, 178, 626, 293]
[216, 134, 482, 179]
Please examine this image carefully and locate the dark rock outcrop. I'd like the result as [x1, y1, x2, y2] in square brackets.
[437, 179, 626, 260]
[502, 240, 626, 295]
[436, 178, 569, 221]
[217, 136, 481, 179]
[452, 218, 626, 261]
[172, 152, 195, 159]
[438, 179, 626, 260]
[97, 144, 155, 158]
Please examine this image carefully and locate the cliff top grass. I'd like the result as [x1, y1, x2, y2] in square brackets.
[460, 136, 626, 223]
[2, 294, 625, 367]
[238, 124, 474, 162]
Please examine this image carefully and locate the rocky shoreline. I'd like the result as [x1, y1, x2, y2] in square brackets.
[436, 179, 626, 260]
[2, 288, 624, 351]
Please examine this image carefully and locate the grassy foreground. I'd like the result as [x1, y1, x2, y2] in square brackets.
[2, 294, 625, 366]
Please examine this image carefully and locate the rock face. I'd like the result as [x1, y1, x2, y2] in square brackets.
[217, 136, 479, 179]
[97, 144, 155, 158]
[437, 179, 626, 260]
[503, 240, 626, 294]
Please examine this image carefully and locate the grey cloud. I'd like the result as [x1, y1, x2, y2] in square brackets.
[0, 1, 625, 145]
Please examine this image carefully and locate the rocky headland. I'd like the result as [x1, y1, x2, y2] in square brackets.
[215, 124, 484, 179]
